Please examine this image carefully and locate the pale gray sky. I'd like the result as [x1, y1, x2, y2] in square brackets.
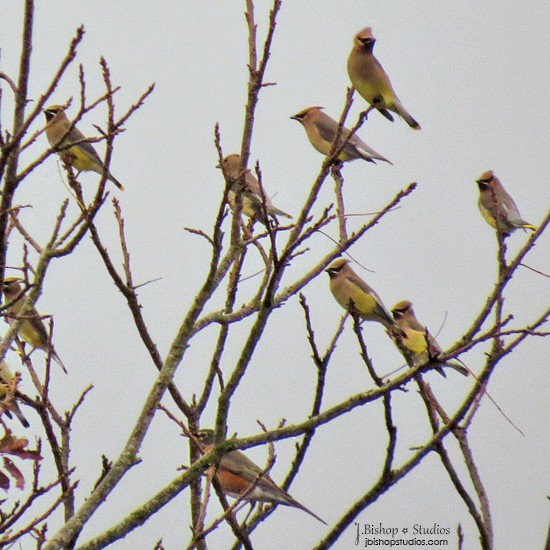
[1, 1, 549, 549]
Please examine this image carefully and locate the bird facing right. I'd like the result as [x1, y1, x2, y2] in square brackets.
[347, 27, 421, 130]
[193, 429, 326, 524]
[391, 300, 469, 377]
[475, 170, 536, 237]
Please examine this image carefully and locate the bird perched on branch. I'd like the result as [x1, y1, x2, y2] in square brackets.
[291, 106, 392, 164]
[347, 27, 421, 130]
[0, 361, 29, 428]
[43, 104, 124, 190]
[475, 170, 536, 237]
[390, 301, 469, 377]
[193, 429, 326, 524]
[325, 258, 402, 333]
[218, 154, 292, 225]
[2, 277, 67, 373]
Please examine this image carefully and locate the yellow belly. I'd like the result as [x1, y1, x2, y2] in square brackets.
[478, 201, 498, 229]
[63, 145, 100, 173]
[18, 320, 46, 350]
[402, 330, 429, 357]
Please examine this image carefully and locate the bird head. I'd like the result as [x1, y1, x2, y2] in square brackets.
[325, 258, 349, 279]
[193, 429, 215, 447]
[354, 27, 376, 52]
[391, 300, 413, 321]
[290, 106, 324, 125]
[43, 105, 67, 122]
[2, 277, 24, 299]
[476, 170, 495, 190]
[218, 154, 251, 181]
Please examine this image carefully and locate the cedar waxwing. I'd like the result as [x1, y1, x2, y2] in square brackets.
[347, 27, 421, 130]
[43, 105, 124, 190]
[218, 154, 292, 224]
[325, 258, 400, 332]
[391, 301, 469, 377]
[2, 278, 67, 373]
[0, 361, 29, 427]
[290, 106, 392, 164]
[194, 429, 326, 524]
[475, 170, 536, 236]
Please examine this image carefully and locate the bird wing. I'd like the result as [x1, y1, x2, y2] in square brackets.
[242, 172, 291, 219]
[313, 116, 390, 163]
[425, 330, 443, 357]
[241, 170, 261, 195]
[405, 317, 442, 355]
[220, 449, 277, 487]
[22, 317, 50, 349]
[498, 191, 531, 227]
[312, 116, 340, 147]
[218, 450, 326, 523]
[480, 187, 511, 223]
[218, 449, 292, 504]
[349, 133, 392, 164]
[346, 274, 394, 326]
[64, 125, 103, 164]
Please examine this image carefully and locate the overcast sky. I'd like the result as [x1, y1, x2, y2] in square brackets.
[1, 1, 549, 549]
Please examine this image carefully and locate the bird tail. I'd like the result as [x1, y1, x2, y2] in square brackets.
[357, 147, 393, 166]
[521, 223, 537, 232]
[51, 349, 68, 374]
[373, 152, 393, 165]
[285, 495, 327, 525]
[270, 207, 293, 220]
[434, 365, 447, 378]
[107, 172, 125, 191]
[12, 402, 30, 428]
[378, 108, 395, 123]
[1, 399, 30, 428]
[393, 100, 421, 130]
[442, 360, 470, 377]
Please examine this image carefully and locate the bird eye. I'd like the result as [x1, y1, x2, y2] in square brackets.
[478, 178, 492, 185]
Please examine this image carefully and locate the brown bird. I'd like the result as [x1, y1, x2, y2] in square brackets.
[476, 170, 536, 236]
[3, 277, 67, 373]
[0, 361, 30, 428]
[291, 106, 392, 164]
[44, 105, 124, 190]
[218, 154, 292, 224]
[325, 258, 401, 332]
[194, 429, 326, 524]
[391, 300, 469, 377]
[347, 27, 421, 130]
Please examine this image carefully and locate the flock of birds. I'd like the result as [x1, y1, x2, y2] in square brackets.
[0, 26, 537, 526]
